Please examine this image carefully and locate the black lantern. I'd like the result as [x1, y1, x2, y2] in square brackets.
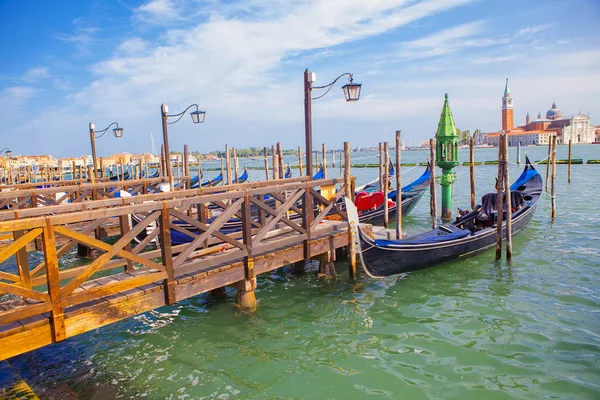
[190, 109, 206, 124]
[342, 78, 362, 102]
[113, 126, 124, 138]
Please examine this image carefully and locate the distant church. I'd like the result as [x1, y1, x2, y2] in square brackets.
[485, 79, 598, 146]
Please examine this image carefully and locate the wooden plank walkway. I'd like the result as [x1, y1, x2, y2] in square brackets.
[0, 175, 357, 361]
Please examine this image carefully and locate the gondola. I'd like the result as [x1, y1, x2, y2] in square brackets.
[109, 171, 130, 181]
[352, 163, 430, 225]
[131, 163, 434, 246]
[355, 162, 395, 193]
[284, 164, 292, 179]
[232, 168, 249, 184]
[312, 165, 324, 180]
[346, 157, 542, 278]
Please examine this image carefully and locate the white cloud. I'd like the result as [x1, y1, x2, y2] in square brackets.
[518, 24, 553, 36]
[471, 55, 521, 64]
[23, 67, 49, 82]
[55, 18, 98, 56]
[134, 0, 185, 25]
[117, 37, 150, 55]
[399, 21, 511, 59]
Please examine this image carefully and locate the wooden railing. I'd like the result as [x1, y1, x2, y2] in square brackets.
[0, 177, 348, 343]
[0, 176, 190, 212]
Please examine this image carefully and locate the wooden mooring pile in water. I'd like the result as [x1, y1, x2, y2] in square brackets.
[0, 172, 360, 361]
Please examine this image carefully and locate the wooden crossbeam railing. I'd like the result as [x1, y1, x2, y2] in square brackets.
[0, 176, 351, 343]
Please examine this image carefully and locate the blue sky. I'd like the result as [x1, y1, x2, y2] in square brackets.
[1, 0, 599, 157]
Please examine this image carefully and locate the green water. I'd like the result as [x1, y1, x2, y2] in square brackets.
[5, 145, 600, 399]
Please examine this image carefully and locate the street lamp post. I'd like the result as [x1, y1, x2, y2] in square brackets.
[303, 69, 361, 178]
[89, 122, 123, 178]
[0, 148, 12, 157]
[161, 103, 206, 177]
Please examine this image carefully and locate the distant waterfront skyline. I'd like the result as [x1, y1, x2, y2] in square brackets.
[1, 0, 599, 158]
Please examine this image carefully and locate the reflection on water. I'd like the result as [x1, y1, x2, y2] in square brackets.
[4, 145, 600, 399]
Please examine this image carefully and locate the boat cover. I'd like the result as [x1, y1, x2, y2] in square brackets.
[374, 225, 471, 246]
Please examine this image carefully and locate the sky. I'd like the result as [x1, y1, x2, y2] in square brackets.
[1, 0, 599, 158]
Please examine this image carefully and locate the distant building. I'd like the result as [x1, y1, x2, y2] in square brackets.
[485, 79, 598, 146]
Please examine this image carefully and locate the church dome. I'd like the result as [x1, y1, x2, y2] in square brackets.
[546, 101, 561, 119]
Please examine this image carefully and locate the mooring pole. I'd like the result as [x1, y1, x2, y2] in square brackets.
[429, 138, 437, 228]
[225, 144, 232, 185]
[568, 139, 572, 183]
[551, 135, 557, 219]
[470, 136, 476, 209]
[233, 148, 239, 183]
[183, 145, 190, 189]
[277, 142, 284, 179]
[545, 139, 551, 191]
[220, 157, 225, 184]
[297, 146, 303, 176]
[395, 130, 402, 240]
[271, 145, 277, 180]
[495, 132, 505, 261]
[378, 143, 383, 192]
[517, 141, 521, 164]
[503, 134, 512, 261]
[344, 141, 357, 280]
[322, 143, 327, 180]
[273, 154, 279, 182]
[383, 142, 389, 228]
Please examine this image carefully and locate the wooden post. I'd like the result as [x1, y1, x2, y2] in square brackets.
[429, 139, 437, 229]
[331, 148, 335, 168]
[197, 153, 202, 182]
[183, 145, 190, 189]
[273, 154, 279, 181]
[160, 145, 166, 177]
[238, 190, 257, 310]
[297, 146, 303, 176]
[233, 148, 239, 183]
[495, 133, 505, 261]
[71, 160, 76, 180]
[545, 138, 551, 191]
[470, 136, 476, 209]
[378, 142, 383, 192]
[344, 141, 357, 280]
[271, 145, 279, 180]
[395, 131, 402, 240]
[263, 149, 269, 181]
[159, 202, 176, 305]
[220, 157, 225, 185]
[503, 133, 512, 261]
[42, 217, 66, 342]
[322, 143, 327, 180]
[568, 139, 572, 183]
[225, 144, 232, 185]
[551, 135, 557, 219]
[277, 142, 284, 179]
[383, 142, 389, 228]
[99, 158, 104, 178]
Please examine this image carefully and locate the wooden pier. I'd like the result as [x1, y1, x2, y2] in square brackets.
[0, 176, 355, 361]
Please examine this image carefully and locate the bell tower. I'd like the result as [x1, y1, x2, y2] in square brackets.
[501, 78, 513, 131]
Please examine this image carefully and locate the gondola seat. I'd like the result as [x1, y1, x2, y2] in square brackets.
[476, 191, 525, 225]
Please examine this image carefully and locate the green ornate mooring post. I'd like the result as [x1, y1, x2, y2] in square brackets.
[435, 93, 459, 223]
